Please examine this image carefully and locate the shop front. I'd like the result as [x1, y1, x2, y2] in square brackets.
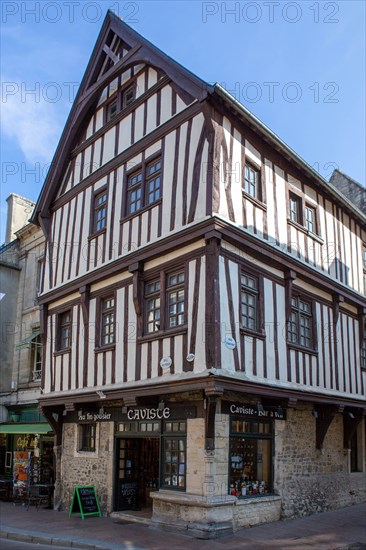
[51, 384, 365, 538]
[0, 414, 54, 501]
[115, 405, 190, 511]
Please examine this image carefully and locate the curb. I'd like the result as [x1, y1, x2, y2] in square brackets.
[0, 528, 121, 550]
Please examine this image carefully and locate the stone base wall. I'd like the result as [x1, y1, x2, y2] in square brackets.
[233, 496, 282, 529]
[60, 422, 114, 514]
[275, 405, 366, 518]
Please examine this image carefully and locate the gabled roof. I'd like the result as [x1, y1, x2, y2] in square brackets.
[32, 11, 365, 228]
[31, 10, 211, 227]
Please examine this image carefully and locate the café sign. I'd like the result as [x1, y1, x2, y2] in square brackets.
[223, 402, 286, 420]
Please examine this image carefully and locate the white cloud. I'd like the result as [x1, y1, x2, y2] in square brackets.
[1, 78, 67, 164]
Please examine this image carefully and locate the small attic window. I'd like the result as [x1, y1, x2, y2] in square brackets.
[106, 98, 118, 122]
[123, 85, 136, 108]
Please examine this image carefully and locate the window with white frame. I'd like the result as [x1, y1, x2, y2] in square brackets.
[243, 164, 260, 199]
[31, 334, 42, 382]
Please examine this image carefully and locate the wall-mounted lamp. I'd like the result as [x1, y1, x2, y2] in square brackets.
[78, 409, 83, 417]
[121, 406, 128, 414]
[96, 390, 106, 399]
[158, 400, 165, 411]
[347, 412, 355, 419]
[257, 402, 264, 414]
[312, 409, 318, 418]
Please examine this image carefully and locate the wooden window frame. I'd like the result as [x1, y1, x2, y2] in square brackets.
[143, 267, 186, 337]
[100, 295, 116, 347]
[79, 423, 96, 452]
[287, 295, 315, 351]
[125, 154, 162, 217]
[105, 95, 118, 124]
[122, 84, 136, 109]
[238, 266, 265, 338]
[57, 309, 72, 352]
[289, 191, 302, 225]
[103, 82, 137, 124]
[243, 161, 261, 202]
[144, 279, 161, 334]
[229, 418, 274, 497]
[287, 183, 320, 237]
[240, 271, 259, 333]
[91, 188, 108, 236]
[161, 421, 187, 491]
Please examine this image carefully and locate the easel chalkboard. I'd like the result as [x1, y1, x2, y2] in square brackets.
[69, 486, 101, 519]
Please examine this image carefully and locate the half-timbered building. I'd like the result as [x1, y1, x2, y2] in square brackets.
[32, 11, 366, 537]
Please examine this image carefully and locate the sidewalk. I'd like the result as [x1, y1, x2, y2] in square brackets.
[0, 501, 365, 550]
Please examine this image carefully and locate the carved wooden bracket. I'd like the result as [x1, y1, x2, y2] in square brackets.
[314, 405, 340, 450]
[41, 406, 63, 446]
[129, 262, 144, 317]
[79, 285, 90, 325]
[343, 408, 365, 449]
[332, 294, 345, 326]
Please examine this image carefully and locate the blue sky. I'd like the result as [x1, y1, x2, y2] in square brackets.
[1, 0, 365, 243]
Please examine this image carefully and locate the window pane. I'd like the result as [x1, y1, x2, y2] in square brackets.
[229, 437, 271, 497]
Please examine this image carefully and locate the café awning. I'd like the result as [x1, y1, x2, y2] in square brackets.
[16, 329, 41, 350]
[0, 423, 52, 434]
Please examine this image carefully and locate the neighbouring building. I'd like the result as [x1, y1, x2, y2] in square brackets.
[31, 12, 365, 537]
[0, 194, 53, 497]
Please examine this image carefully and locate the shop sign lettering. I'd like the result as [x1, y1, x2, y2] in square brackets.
[228, 403, 286, 420]
[16, 435, 38, 449]
[78, 411, 112, 422]
[127, 407, 170, 421]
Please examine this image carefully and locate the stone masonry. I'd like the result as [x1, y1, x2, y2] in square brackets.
[61, 422, 114, 514]
[275, 404, 366, 518]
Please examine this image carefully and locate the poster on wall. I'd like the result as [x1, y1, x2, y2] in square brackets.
[13, 451, 31, 497]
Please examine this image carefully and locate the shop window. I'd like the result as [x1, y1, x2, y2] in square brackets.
[229, 419, 273, 497]
[100, 296, 115, 346]
[240, 272, 259, 332]
[161, 421, 186, 490]
[144, 270, 185, 335]
[79, 424, 96, 452]
[57, 310, 71, 351]
[126, 156, 161, 216]
[243, 163, 261, 200]
[287, 296, 314, 350]
[92, 190, 108, 234]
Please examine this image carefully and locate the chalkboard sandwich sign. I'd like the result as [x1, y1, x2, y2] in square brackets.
[69, 486, 102, 519]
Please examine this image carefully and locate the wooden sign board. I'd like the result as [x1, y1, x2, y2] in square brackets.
[69, 486, 101, 519]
